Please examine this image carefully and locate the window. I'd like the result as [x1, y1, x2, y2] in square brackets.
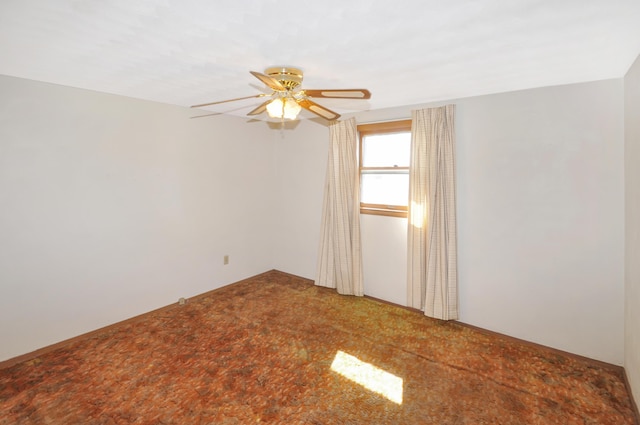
[358, 120, 412, 217]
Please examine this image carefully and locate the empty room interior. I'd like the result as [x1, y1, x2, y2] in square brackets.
[1, 1, 640, 423]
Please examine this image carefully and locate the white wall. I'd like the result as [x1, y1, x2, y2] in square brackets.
[624, 54, 640, 406]
[275, 80, 625, 365]
[455, 81, 624, 365]
[271, 119, 329, 279]
[360, 215, 407, 305]
[0, 75, 275, 361]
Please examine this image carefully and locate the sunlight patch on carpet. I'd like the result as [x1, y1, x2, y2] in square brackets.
[330, 350, 403, 404]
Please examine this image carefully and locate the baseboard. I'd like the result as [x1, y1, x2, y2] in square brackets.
[454, 320, 624, 374]
[363, 294, 624, 374]
[270, 269, 315, 284]
[0, 269, 631, 381]
[623, 369, 640, 425]
[0, 270, 278, 371]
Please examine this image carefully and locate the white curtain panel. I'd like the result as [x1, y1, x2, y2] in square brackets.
[407, 105, 459, 320]
[316, 118, 364, 296]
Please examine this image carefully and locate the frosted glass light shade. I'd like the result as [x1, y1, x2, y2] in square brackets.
[283, 98, 301, 120]
[266, 98, 301, 120]
[266, 98, 283, 118]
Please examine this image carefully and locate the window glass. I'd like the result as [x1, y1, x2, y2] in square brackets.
[362, 133, 411, 167]
[360, 172, 409, 206]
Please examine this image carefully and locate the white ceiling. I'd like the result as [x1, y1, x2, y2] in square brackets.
[1, 0, 639, 121]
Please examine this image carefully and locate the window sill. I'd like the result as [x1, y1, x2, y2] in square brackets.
[360, 207, 407, 218]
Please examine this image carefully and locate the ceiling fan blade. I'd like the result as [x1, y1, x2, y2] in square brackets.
[298, 99, 341, 121]
[247, 99, 273, 116]
[190, 112, 223, 119]
[303, 89, 371, 99]
[250, 71, 286, 92]
[191, 94, 267, 108]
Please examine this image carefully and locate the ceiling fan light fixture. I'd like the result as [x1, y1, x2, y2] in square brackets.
[191, 66, 369, 122]
[266, 97, 301, 120]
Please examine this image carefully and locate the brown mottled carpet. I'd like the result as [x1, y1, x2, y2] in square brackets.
[0, 270, 637, 424]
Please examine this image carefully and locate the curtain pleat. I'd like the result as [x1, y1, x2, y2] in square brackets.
[316, 118, 364, 296]
[407, 105, 458, 320]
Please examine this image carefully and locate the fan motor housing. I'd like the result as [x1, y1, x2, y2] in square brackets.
[265, 66, 303, 91]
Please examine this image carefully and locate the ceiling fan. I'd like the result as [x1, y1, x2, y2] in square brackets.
[190, 66, 371, 121]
